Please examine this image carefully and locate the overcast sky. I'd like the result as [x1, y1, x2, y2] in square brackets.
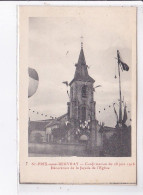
[28, 9, 134, 127]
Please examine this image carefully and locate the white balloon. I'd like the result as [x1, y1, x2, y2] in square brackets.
[28, 77, 39, 98]
[28, 67, 39, 98]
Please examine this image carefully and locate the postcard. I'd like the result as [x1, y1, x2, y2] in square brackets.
[19, 6, 136, 184]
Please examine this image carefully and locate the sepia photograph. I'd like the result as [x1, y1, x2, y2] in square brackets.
[28, 15, 132, 157]
[19, 6, 136, 184]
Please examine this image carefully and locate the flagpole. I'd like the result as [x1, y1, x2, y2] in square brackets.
[117, 50, 122, 125]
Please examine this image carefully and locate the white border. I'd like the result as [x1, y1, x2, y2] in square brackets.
[0, 1, 143, 195]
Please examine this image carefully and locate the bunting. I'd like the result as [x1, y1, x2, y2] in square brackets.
[28, 108, 53, 118]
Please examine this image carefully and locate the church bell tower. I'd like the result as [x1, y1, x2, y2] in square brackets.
[67, 42, 96, 124]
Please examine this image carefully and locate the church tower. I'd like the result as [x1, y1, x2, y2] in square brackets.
[67, 42, 96, 124]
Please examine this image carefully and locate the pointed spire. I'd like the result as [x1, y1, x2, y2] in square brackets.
[78, 47, 86, 65]
[69, 39, 95, 85]
[78, 36, 86, 65]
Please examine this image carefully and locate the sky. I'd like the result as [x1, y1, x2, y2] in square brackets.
[28, 8, 134, 127]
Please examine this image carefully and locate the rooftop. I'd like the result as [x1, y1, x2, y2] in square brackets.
[69, 45, 95, 85]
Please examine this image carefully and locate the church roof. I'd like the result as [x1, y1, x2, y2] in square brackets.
[69, 45, 95, 85]
[45, 113, 68, 128]
[29, 120, 51, 131]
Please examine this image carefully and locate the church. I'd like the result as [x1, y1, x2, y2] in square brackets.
[29, 42, 131, 157]
[29, 42, 100, 148]
[67, 42, 96, 124]
[65, 42, 98, 144]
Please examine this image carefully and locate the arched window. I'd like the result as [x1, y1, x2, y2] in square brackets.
[81, 106, 86, 122]
[82, 85, 87, 98]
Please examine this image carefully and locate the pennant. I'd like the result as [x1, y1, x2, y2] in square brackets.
[113, 103, 118, 122]
[67, 90, 70, 98]
[62, 81, 68, 86]
[122, 105, 128, 124]
[95, 85, 102, 89]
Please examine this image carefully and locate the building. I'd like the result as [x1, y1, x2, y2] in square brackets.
[29, 43, 99, 145]
[29, 114, 68, 143]
[45, 114, 68, 143]
[67, 42, 96, 123]
[28, 42, 131, 157]
[28, 119, 51, 143]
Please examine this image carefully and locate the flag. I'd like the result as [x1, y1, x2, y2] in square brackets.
[117, 50, 129, 71]
[67, 90, 70, 98]
[62, 81, 68, 86]
[122, 105, 127, 124]
[119, 60, 129, 71]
